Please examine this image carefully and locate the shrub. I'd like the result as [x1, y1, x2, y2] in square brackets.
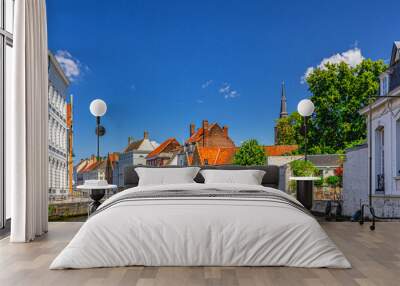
[313, 177, 324, 187]
[326, 175, 340, 187]
[289, 160, 319, 177]
[233, 139, 267, 166]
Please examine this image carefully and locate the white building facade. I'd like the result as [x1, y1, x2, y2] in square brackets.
[48, 52, 70, 200]
[118, 132, 158, 187]
[343, 42, 400, 217]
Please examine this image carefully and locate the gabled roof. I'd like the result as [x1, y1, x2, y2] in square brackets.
[80, 160, 102, 173]
[124, 139, 145, 153]
[186, 123, 218, 144]
[74, 160, 88, 172]
[264, 145, 298, 156]
[390, 41, 400, 66]
[146, 138, 181, 159]
[307, 154, 342, 167]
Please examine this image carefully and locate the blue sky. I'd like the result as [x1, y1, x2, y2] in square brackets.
[47, 0, 399, 161]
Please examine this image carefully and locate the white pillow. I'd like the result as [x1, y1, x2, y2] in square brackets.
[135, 167, 200, 186]
[200, 169, 266, 185]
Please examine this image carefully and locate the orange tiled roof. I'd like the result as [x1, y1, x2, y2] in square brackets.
[186, 123, 217, 144]
[74, 160, 88, 172]
[108, 152, 119, 163]
[197, 146, 237, 165]
[196, 145, 299, 165]
[264, 145, 298, 156]
[81, 160, 102, 173]
[146, 138, 180, 159]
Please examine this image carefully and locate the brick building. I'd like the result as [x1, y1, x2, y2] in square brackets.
[191, 145, 237, 166]
[177, 120, 235, 166]
[187, 120, 235, 148]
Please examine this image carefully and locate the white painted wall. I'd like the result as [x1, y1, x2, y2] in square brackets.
[368, 99, 400, 196]
[342, 145, 368, 216]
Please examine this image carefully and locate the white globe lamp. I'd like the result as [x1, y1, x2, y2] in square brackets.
[90, 99, 107, 117]
[297, 99, 315, 117]
[89, 99, 107, 161]
[297, 98, 315, 162]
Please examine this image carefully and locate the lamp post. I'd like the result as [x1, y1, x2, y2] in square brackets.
[297, 99, 315, 161]
[89, 99, 107, 160]
[290, 99, 317, 210]
[87, 99, 108, 214]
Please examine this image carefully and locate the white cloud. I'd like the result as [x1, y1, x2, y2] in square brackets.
[219, 82, 240, 99]
[54, 50, 84, 82]
[130, 84, 136, 91]
[201, 80, 213, 89]
[301, 48, 364, 83]
[196, 99, 204, 104]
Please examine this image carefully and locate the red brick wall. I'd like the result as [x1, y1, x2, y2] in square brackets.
[204, 126, 235, 148]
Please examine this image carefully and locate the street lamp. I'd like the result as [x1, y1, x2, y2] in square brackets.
[297, 99, 315, 161]
[89, 99, 107, 160]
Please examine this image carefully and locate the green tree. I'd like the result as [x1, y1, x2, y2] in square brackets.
[275, 112, 303, 145]
[305, 59, 386, 153]
[234, 139, 267, 166]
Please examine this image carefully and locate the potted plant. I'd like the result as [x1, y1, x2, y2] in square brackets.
[289, 160, 321, 210]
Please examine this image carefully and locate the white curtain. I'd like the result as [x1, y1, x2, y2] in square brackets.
[8, 0, 48, 242]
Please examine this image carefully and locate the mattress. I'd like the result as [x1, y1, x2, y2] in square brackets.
[50, 183, 351, 269]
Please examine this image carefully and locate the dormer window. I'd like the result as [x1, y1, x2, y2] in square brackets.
[380, 74, 389, 96]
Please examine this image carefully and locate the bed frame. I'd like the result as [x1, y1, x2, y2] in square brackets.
[123, 165, 280, 189]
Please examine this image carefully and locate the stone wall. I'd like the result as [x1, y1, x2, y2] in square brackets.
[370, 196, 400, 217]
[48, 200, 89, 219]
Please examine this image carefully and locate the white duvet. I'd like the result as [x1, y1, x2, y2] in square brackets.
[50, 183, 351, 269]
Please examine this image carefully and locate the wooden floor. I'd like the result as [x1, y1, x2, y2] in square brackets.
[0, 222, 399, 286]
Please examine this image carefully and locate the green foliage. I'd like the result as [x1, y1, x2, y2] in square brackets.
[278, 59, 386, 154]
[304, 59, 386, 154]
[275, 112, 303, 145]
[344, 138, 366, 150]
[48, 205, 55, 216]
[325, 175, 341, 187]
[313, 177, 324, 187]
[289, 160, 319, 177]
[234, 139, 267, 166]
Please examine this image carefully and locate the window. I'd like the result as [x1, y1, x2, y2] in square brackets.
[375, 127, 385, 193]
[380, 74, 389, 96]
[1, 0, 14, 229]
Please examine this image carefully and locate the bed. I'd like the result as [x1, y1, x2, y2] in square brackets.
[50, 166, 350, 269]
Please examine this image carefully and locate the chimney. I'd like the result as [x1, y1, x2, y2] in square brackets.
[144, 131, 149, 139]
[202, 120, 209, 147]
[223, 126, 229, 137]
[190, 123, 195, 137]
[128, 136, 133, 145]
[202, 120, 209, 131]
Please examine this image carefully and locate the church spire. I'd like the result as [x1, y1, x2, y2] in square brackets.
[280, 81, 288, 118]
